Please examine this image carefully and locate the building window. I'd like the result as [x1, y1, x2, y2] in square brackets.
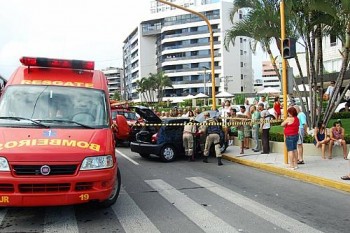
[330, 35, 337, 47]
[240, 38, 243, 43]
[241, 86, 244, 92]
[240, 50, 243, 55]
[241, 62, 243, 67]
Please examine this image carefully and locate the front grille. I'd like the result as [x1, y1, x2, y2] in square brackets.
[0, 184, 14, 193]
[19, 183, 70, 193]
[13, 165, 77, 176]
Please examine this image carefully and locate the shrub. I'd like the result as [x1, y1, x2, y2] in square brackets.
[331, 111, 350, 119]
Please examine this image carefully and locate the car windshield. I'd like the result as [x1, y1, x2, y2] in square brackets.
[0, 85, 108, 128]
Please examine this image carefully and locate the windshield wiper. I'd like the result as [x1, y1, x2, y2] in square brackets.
[0, 117, 50, 128]
[36, 119, 95, 129]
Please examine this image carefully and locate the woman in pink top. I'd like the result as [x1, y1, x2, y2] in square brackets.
[329, 121, 347, 160]
[281, 107, 300, 169]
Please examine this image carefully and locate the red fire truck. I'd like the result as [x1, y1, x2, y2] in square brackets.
[0, 57, 121, 207]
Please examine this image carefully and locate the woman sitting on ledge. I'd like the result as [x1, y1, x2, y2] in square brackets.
[314, 121, 330, 159]
[329, 121, 348, 160]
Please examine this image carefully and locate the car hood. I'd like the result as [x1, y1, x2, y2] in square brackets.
[0, 128, 112, 162]
[130, 106, 162, 124]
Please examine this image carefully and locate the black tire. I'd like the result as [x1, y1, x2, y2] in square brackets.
[139, 153, 150, 158]
[98, 168, 121, 208]
[339, 108, 345, 112]
[160, 145, 176, 162]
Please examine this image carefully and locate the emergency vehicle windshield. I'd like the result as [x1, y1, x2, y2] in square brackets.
[0, 85, 108, 128]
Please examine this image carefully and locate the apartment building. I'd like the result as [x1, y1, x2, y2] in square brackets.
[123, 0, 253, 102]
[101, 67, 123, 98]
[261, 61, 281, 91]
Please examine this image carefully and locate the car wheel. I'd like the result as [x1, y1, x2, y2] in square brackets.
[160, 145, 176, 162]
[339, 108, 345, 112]
[98, 168, 121, 208]
[139, 153, 150, 158]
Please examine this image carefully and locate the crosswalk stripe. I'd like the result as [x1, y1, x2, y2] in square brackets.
[44, 206, 79, 233]
[145, 179, 239, 233]
[116, 149, 140, 165]
[112, 187, 160, 233]
[187, 177, 324, 233]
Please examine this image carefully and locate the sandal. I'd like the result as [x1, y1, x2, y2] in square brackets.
[341, 176, 350, 180]
[297, 160, 304, 164]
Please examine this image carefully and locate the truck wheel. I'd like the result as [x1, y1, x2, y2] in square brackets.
[160, 145, 176, 162]
[98, 168, 121, 208]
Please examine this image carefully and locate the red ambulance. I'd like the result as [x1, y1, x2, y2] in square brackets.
[0, 57, 121, 207]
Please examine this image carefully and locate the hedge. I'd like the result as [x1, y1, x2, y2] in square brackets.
[266, 132, 350, 144]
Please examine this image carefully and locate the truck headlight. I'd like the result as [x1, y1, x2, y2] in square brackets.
[0, 157, 10, 171]
[80, 155, 113, 170]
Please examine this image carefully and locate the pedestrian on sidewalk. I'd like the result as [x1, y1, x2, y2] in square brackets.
[341, 158, 350, 180]
[228, 107, 237, 146]
[281, 107, 300, 170]
[251, 105, 260, 152]
[244, 106, 252, 149]
[273, 96, 281, 119]
[237, 106, 248, 154]
[259, 103, 271, 154]
[313, 121, 330, 159]
[294, 105, 308, 164]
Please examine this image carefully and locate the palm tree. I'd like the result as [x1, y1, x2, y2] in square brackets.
[308, 0, 350, 124]
[151, 71, 173, 103]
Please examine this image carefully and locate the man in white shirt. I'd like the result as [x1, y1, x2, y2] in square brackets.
[258, 96, 269, 110]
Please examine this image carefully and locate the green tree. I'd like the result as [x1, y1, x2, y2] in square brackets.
[112, 91, 121, 100]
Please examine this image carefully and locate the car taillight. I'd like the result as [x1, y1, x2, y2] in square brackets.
[151, 133, 158, 144]
[20, 56, 95, 70]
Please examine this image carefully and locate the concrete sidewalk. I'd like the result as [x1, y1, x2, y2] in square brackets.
[222, 145, 350, 193]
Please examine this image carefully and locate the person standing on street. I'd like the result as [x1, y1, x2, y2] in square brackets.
[260, 103, 271, 154]
[183, 118, 197, 161]
[294, 105, 308, 164]
[200, 112, 223, 166]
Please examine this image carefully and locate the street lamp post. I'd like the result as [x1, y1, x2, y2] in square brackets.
[202, 66, 209, 105]
[156, 0, 216, 110]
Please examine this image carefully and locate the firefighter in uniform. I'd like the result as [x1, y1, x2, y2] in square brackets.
[183, 117, 197, 161]
[200, 112, 223, 166]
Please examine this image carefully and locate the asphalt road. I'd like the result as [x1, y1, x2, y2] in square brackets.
[0, 147, 349, 233]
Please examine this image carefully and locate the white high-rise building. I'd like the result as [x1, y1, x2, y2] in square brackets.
[123, 0, 253, 102]
[101, 67, 123, 98]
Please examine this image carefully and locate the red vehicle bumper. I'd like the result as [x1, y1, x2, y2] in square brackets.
[0, 167, 116, 207]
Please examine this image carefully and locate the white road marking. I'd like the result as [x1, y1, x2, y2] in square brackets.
[187, 177, 324, 233]
[116, 149, 139, 165]
[145, 179, 239, 233]
[44, 206, 79, 233]
[112, 187, 160, 233]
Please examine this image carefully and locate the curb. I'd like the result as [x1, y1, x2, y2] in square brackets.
[222, 154, 350, 193]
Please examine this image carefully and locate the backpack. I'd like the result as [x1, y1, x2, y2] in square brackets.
[207, 118, 221, 135]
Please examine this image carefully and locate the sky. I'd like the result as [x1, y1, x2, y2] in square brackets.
[0, 0, 150, 79]
[0, 0, 266, 80]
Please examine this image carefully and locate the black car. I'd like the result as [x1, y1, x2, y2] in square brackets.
[130, 106, 228, 162]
